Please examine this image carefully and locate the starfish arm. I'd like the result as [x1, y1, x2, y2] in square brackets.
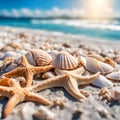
[3, 95, 21, 117]
[32, 65, 53, 74]
[26, 92, 51, 105]
[64, 77, 85, 100]
[20, 55, 30, 67]
[71, 72, 100, 85]
[3, 67, 24, 78]
[0, 86, 13, 96]
[25, 72, 33, 87]
[0, 77, 20, 87]
[70, 67, 85, 75]
[31, 75, 67, 92]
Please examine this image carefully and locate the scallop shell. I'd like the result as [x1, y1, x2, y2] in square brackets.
[91, 75, 113, 88]
[106, 71, 120, 81]
[53, 51, 78, 70]
[80, 57, 114, 75]
[16, 49, 53, 66]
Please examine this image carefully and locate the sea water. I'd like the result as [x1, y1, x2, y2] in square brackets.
[0, 18, 120, 41]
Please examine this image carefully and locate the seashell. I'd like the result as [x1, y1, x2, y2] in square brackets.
[16, 49, 53, 66]
[87, 52, 104, 62]
[79, 57, 114, 75]
[104, 57, 115, 67]
[53, 51, 78, 70]
[110, 87, 120, 101]
[0, 51, 17, 60]
[91, 75, 113, 88]
[106, 71, 120, 82]
[5, 63, 18, 73]
[42, 71, 56, 79]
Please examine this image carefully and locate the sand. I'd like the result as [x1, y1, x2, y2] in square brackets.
[0, 26, 120, 120]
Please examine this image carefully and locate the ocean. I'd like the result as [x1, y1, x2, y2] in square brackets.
[0, 17, 120, 41]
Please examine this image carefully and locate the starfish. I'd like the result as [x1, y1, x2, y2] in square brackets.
[3, 55, 53, 87]
[0, 77, 51, 118]
[31, 67, 100, 100]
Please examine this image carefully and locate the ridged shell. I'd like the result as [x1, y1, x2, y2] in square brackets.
[80, 57, 114, 75]
[106, 71, 120, 81]
[53, 51, 78, 70]
[25, 49, 53, 66]
[91, 75, 113, 88]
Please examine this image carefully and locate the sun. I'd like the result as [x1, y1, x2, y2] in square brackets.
[83, 0, 113, 19]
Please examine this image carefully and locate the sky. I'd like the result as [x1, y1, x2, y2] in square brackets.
[0, 0, 119, 18]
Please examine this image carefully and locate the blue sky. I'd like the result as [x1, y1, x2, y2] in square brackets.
[0, 0, 81, 10]
[0, 0, 119, 18]
[0, 0, 118, 10]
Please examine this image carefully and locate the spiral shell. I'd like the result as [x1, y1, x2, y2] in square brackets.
[53, 51, 78, 70]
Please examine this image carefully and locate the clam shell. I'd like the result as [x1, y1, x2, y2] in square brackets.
[91, 75, 113, 88]
[81, 57, 114, 75]
[53, 51, 78, 70]
[106, 71, 120, 81]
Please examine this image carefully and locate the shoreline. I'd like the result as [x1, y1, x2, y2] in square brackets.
[0, 26, 120, 48]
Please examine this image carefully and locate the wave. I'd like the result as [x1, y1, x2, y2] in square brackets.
[31, 19, 120, 31]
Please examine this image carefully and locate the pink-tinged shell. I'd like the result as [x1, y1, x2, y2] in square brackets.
[106, 71, 120, 81]
[110, 87, 120, 101]
[25, 49, 53, 66]
[80, 57, 114, 75]
[42, 71, 56, 79]
[91, 75, 113, 88]
[53, 51, 78, 70]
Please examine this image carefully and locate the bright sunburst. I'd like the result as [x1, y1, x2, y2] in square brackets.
[83, 0, 113, 19]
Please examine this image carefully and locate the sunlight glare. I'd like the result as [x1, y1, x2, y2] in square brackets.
[83, 0, 113, 19]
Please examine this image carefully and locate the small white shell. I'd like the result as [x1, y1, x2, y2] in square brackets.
[91, 75, 113, 88]
[53, 51, 78, 70]
[80, 57, 114, 75]
[106, 71, 120, 81]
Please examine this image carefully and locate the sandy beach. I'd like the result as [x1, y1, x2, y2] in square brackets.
[0, 26, 120, 120]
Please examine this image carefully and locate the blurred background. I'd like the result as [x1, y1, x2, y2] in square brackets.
[0, 0, 120, 40]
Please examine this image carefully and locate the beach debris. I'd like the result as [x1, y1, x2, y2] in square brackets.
[53, 51, 78, 70]
[106, 71, 120, 82]
[79, 57, 114, 75]
[99, 88, 112, 101]
[91, 75, 113, 88]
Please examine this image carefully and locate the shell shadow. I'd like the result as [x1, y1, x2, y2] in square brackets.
[0, 98, 8, 119]
[108, 101, 120, 107]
